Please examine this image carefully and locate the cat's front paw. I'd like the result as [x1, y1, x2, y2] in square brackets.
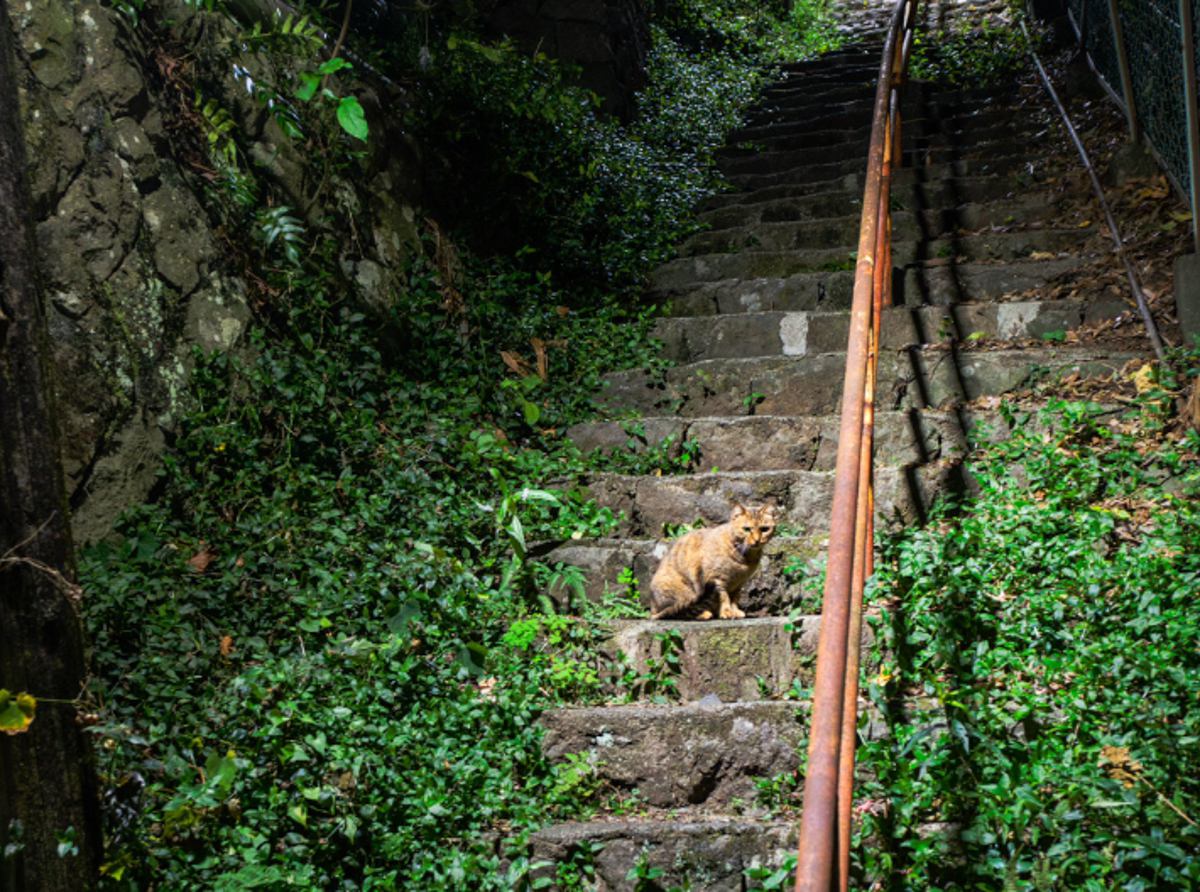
[695, 609, 714, 620]
[720, 604, 745, 620]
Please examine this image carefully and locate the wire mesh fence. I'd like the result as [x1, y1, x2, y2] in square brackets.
[1066, 0, 1198, 201]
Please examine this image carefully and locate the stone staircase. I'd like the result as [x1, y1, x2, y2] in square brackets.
[528, 2, 1151, 888]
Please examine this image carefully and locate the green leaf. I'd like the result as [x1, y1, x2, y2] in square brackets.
[288, 802, 307, 827]
[336, 96, 369, 142]
[520, 398, 540, 426]
[318, 57, 352, 76]
[295, 72, 320, 102]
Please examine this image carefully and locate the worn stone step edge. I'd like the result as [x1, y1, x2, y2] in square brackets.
[655, 258, 1085, 316]
[699, 162, 1036, 213]
[651, 228, 1103, 290]
[584, 462, 962, 538]
[539, 700, 808, 809]
[528, 817, 796, 892]
[682, 196, 1060, 255]
[730, 103, 1049, 157]
[602, 616, 825, 703]
[568, 407, 971, 472]
[652, 296, 1129, 363]
[597, 347, 1143, 418]
[724, 149, 1032, 192]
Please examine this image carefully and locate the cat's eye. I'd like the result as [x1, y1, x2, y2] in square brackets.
[760, 526, 771, 532]
[742, 526, 752, 532]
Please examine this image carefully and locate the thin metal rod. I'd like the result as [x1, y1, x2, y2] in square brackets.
[1106, 0, 1141, 141]
[834, 84, 898, 889]
[1022, 20, 1167, 360]
[793, 2, 911, 888]
[1180, 0, 1200, 254]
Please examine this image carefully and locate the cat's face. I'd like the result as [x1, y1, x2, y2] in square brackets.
[729, 504, 779, 553]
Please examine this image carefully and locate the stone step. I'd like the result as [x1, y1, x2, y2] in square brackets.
[740, 94, 1029, 141]
[725, 114, 1052, 169]
[659, 257, 1086, 316]
[697, 172, 1043, 228]
[606, 616, 820, 702]
[529, 816, 795, 891]
[585, 464, 958, 538]
[682, 197, 1058, 256]
[699, 160, 1038, 214]
[539, 700, 806, 808]
[723, 134, 1048, 186]
[725, 150, 1029, 192]
[740, 91, 1031, 139]
[544, 534, 822, 613]
[652, 227, 1102, 291]
[598, 346, 1141, 418]
[569, 408, 968, 472]
[749, 89, 1027, 133]
[652, 296, 1128, 363]
[657, 269, 858, 316]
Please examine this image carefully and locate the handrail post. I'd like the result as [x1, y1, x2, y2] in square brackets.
[1106, 0, 1141, 142]
[1180, 0, 1200, 254]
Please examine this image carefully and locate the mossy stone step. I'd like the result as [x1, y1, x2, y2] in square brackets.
[540, 701, 806, 808]
[606, 616, 821, 702]
[529, 816, 795, 891]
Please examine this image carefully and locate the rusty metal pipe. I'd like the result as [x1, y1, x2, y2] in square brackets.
[793, 2, 915, 888]
[834, 83, 898, 888]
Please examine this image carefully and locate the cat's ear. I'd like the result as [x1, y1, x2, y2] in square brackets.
[729, 502, 747, 518]
[762, 503, 780, 521]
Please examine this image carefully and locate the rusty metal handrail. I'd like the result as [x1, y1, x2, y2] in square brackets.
[793, 2, 919, 889]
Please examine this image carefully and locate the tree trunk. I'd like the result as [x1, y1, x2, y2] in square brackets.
[0, 1, 102, 887]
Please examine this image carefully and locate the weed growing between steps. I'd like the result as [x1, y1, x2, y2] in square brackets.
[76, 1, 853, 886]
[858, 355, 1200, 888]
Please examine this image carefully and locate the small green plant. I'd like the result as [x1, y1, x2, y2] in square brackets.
[745, 852, 798, 890]
[743, 391, 766, 415]
[618, 629, 683, 702]
[627, 851, 666, 890]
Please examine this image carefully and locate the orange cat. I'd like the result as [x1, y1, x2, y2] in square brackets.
[649, 503, 779, 620]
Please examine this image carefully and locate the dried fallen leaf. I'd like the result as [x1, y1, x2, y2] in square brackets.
[220, 635, 234, 657]
[1130, 363, 1155, 394]
[531, 337, 548, 381]
[188, 543, 216, 573]
[1099, 744, 1143, 788]
[499, 350, 531, 377]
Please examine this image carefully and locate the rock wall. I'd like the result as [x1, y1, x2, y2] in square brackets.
[484, 0, 649, 117]
[6, 0, 421, 542]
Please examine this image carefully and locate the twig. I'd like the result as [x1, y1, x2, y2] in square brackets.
[322, 0, 354, 92]
[0, 556, 83, 607]
[1, 514, 55, 561]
